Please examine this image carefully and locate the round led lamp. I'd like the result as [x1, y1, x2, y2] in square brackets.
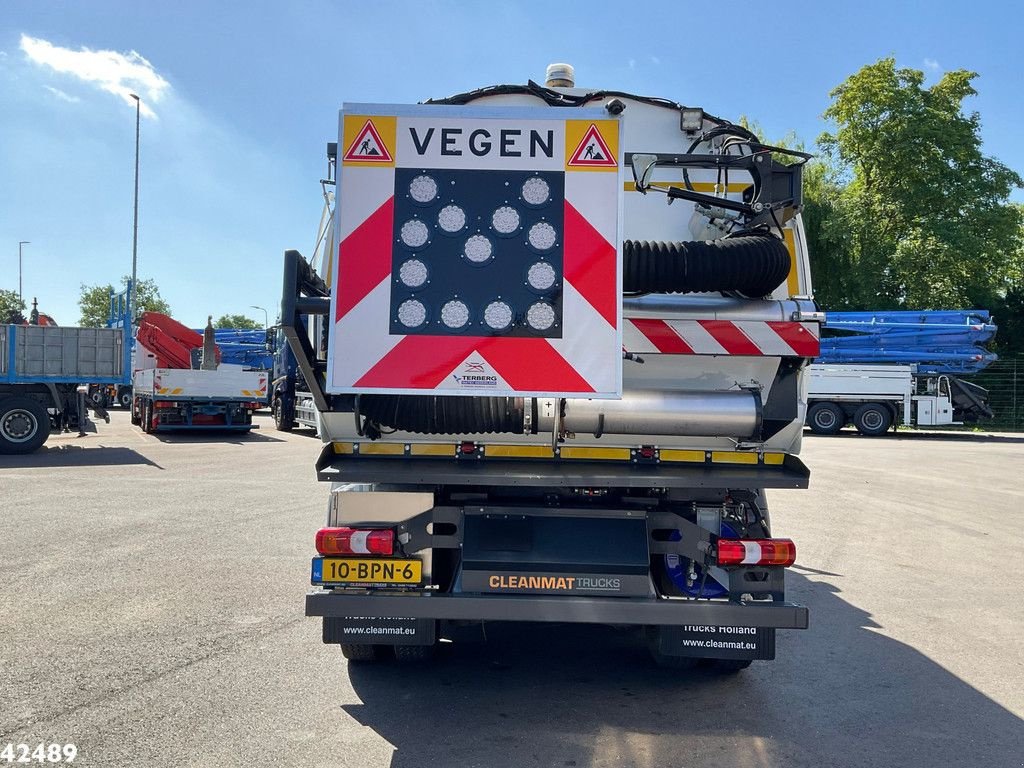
[440, 299, 471, 330]
[397, 299, 427, 329]
[398, 259, 428, 289]
[491, 205, 521, 236]
[483, 300, 513, 331]
[400, 219, 430, 250]
[409, 174, 438, 205]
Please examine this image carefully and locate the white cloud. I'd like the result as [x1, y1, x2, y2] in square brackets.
[44, 85, 80, 103]
[19, 34, 169, 118]
[923, 57, 940, 71]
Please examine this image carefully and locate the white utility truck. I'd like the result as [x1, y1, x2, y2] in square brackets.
[283, 64, 821, 669]
[131, 367, 266, 434]
[807, 363, 961, 435]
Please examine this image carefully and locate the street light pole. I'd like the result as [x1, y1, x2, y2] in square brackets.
[18, 241, 29, 301]
[130, 93, 141, 319]
[250, 305, 268, 330]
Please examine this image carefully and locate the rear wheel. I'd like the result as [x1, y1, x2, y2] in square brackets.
[0, 396, 50, 455]
[854, 403, 892, 436]
[340, 644, 383, 662]
[118, 388, 133, 409]
[712, 658, 753, 673]
[393, 644, 436, 663]
[142, 400, 154, 434]
[130, 398, 142, 426]
[807, 402, 844, 435]
[272, 396, 295, 431]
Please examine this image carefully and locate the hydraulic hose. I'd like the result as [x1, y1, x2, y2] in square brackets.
[622, 235, 791, 298]
[357, 395, 525, 435]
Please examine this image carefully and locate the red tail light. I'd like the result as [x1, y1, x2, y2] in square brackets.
[315, 527, 394, 556]
[154, 401, 178, 409]
[717, 538, 796, 567]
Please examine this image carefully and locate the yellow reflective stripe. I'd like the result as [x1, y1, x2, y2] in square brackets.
[484, 445, 554, 458]
[332, 442, 355, 454]
[157, 388, 167, 394]
[358, 443, 407, 456]
[409, 444, 455, 456]
[711, 451, 759, 465]
[763, 453, 785, 465]
[623, 181, 750, 193]
[659, 449, 706, 463]
[783, 228, 799, 297]
[559, 446, 632, 461]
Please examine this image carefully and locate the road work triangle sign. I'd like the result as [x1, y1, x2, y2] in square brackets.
[568, 123, 616, 168]
[343, 119, 393, 162]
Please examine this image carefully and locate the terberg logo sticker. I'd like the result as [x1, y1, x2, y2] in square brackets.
[449, 354, 501, 389]
[343, 119, 394, 164]
[567, 123, 617, 169]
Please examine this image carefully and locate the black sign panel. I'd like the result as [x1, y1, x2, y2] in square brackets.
[389, 168, 565, 338]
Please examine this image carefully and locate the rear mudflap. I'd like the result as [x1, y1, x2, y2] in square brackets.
[650, 624, 775, 661]
[323, 616, 436, 646]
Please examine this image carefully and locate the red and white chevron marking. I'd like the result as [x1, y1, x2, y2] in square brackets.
[624, 318, 820, 357]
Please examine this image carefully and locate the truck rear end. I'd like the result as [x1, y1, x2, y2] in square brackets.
[131, 368, 266, 433]
[286, 65, 819, 669]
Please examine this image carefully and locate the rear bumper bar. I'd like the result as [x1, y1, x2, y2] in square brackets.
[315, 452, 810, 489]
[305, 591, 809, 629]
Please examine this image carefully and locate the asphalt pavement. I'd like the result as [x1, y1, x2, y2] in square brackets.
[1, 412, 1022, 767]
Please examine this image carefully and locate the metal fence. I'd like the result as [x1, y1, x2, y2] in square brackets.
[968, 355, 1024, 431]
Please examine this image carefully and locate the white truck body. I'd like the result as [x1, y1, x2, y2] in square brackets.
[293, 67, 818, 665]
[807, 363, 956, 432]
[132, 368, 267, 400]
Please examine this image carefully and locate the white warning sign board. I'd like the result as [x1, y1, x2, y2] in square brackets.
[327, 103, 623, 398]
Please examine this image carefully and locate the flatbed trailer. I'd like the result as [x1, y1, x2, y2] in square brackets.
[130, 368, 267, 433]
[1, 297, 130, 454]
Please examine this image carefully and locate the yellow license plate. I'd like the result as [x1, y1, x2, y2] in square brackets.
[315, 558, 422, 585]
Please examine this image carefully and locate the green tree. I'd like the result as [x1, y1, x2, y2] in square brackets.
[1, 288, 27, 324]
[818, 58, 1023, 309]
[214, 313, 262, 330]
[79, 276, 171, 326]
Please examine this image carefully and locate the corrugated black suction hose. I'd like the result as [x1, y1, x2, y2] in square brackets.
[358, 395, 525, 435]
[623, 235, 791, 298]
[356, 236, 788, 436]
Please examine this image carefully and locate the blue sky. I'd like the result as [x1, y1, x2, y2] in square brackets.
[2, 0, 1022, 326]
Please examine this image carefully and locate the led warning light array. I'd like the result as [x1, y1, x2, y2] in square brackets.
[389, 168, 565, 338]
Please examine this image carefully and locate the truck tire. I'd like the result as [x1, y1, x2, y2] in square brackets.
[648, 646, 700, 670]
[118, 388, 133, 409]
[393, 644, 436, 663]
[712, 658, 753, 673]
[340, 644, 383, 662]
[272, 396, 295, 432]
[130, 398, 141, 426]
[807, 402, 844, 435]
[853, 403, 892, 436]
[0, 396, 50, 455]
[142, 400, 154, 434]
